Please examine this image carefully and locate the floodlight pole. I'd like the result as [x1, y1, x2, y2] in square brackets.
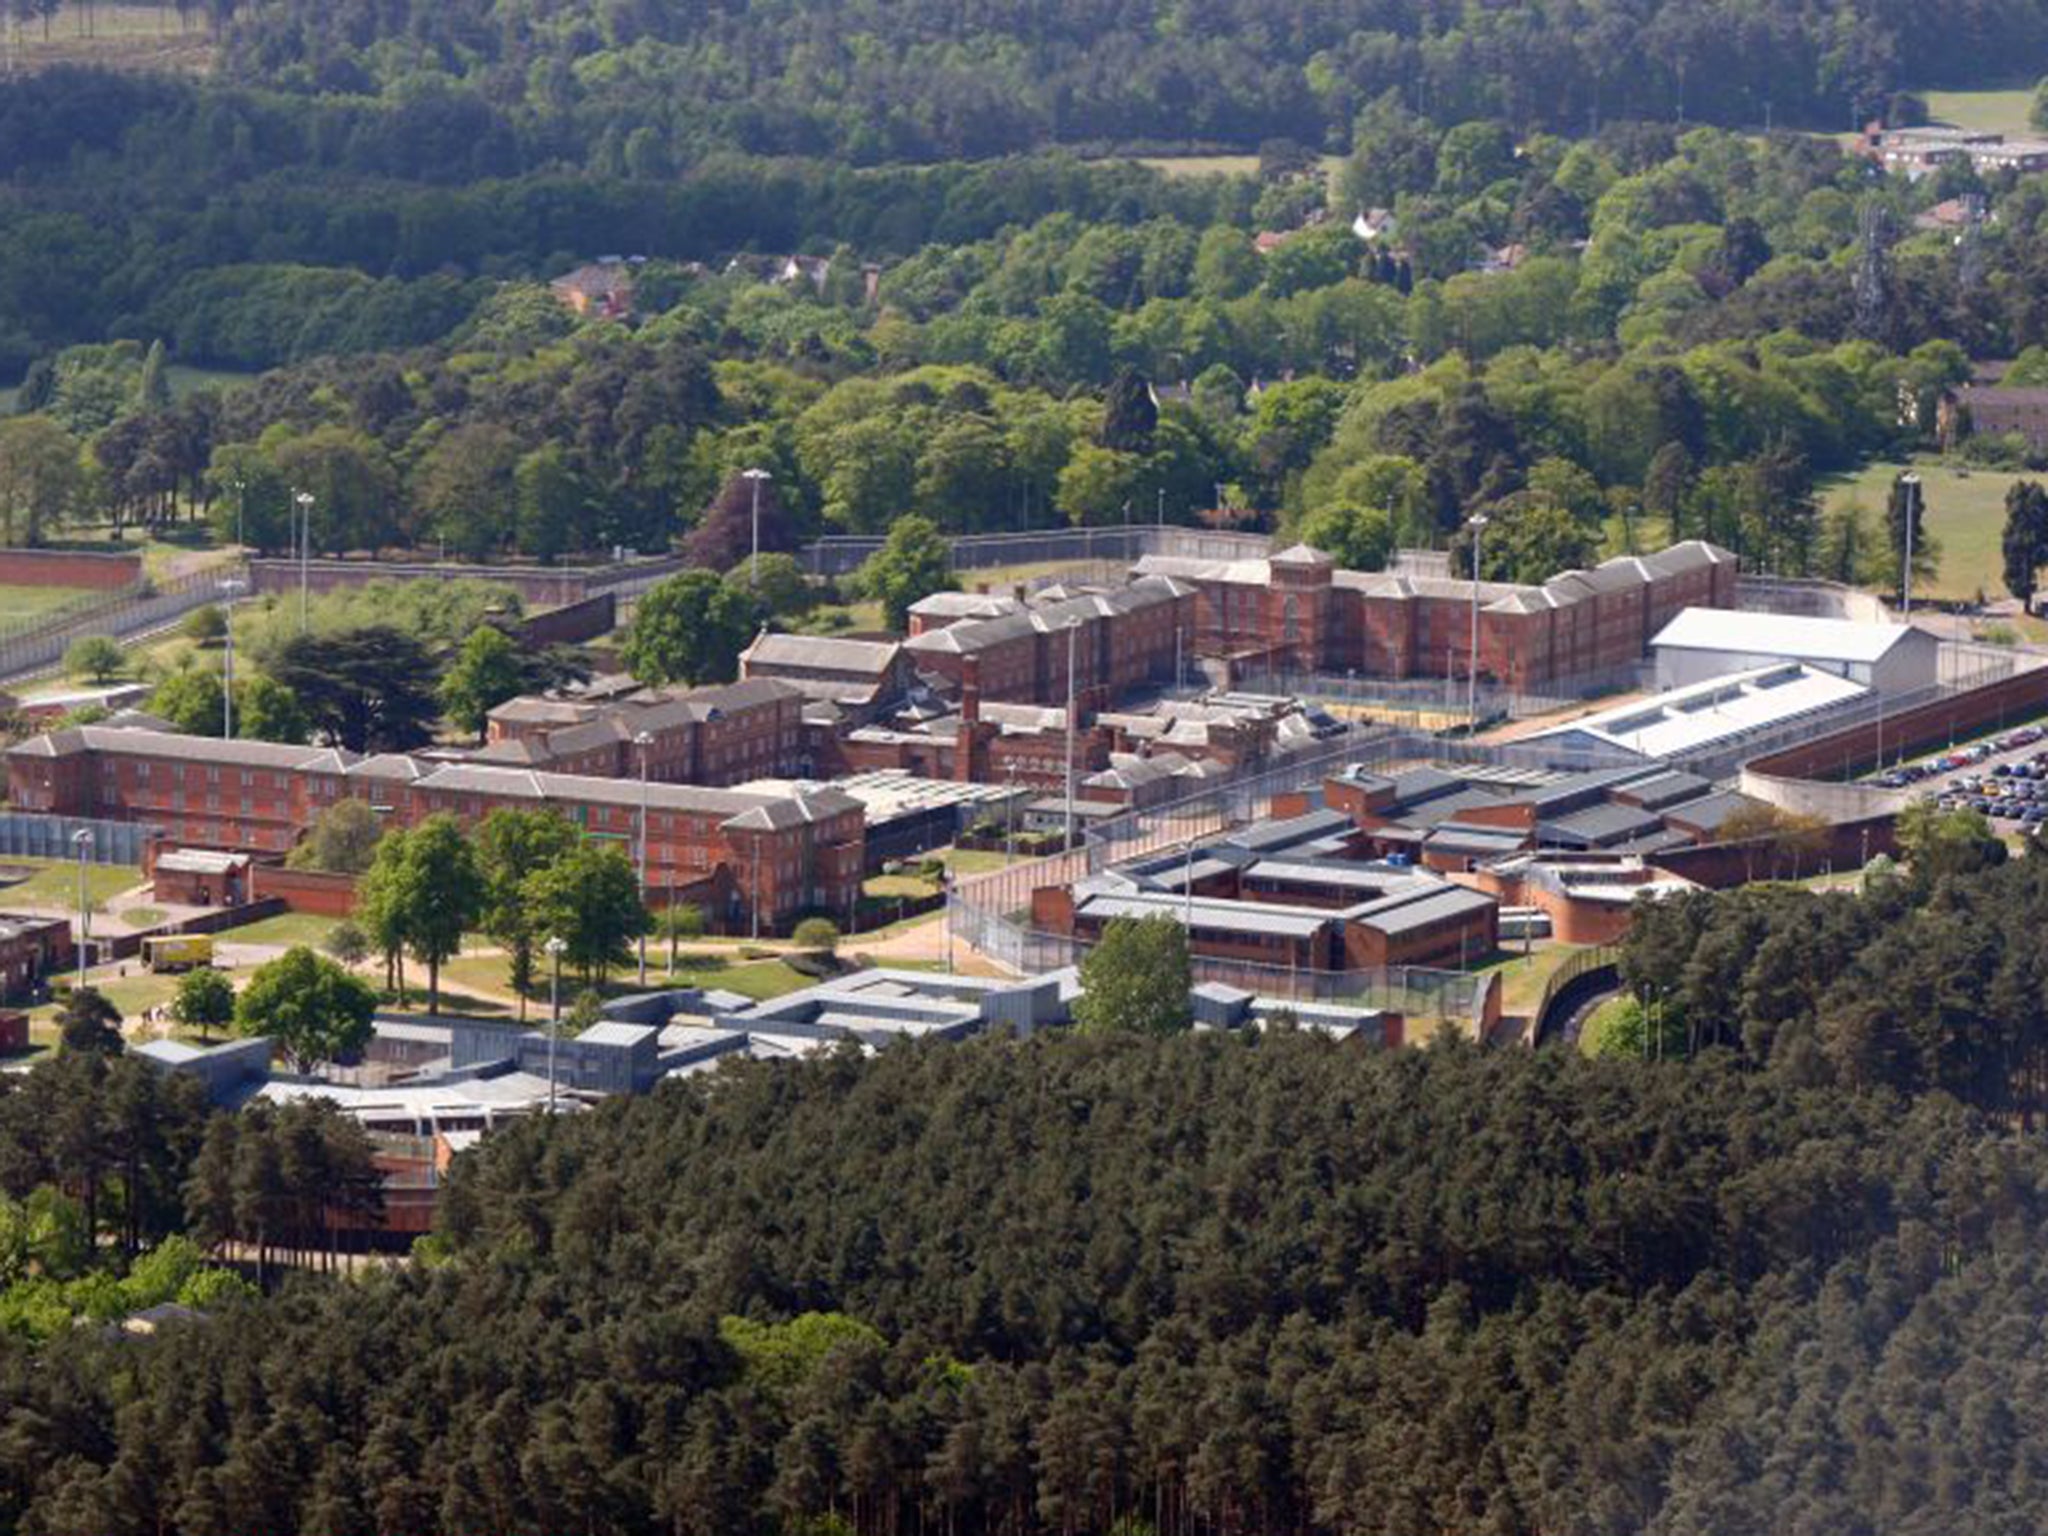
[220, 577, 245, 739]
[743, 467, 772, 590]
[1064, 617, 1080, 854]
[72, 828, 93, 986]
[635, 731, 653, 986]
[544, 936, 566, 1114]
[294, 490, 315, 633]
[1466, 513, 1489, 734]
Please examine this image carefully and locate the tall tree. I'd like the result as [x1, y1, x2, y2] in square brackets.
[391, 814, 484, 1015]
[474, 808, 582, 1021]
[270, 626, 441, 752]
[2001, 480, 2048, 610]
[233, 947, 376, 1071]
[171, 967, 236, 1042]
[0, 416, 84, 546]
[854, 514, 953, 630]
[439, 625, 526, 742]
[521, 843, 649, 986]
[621, 569, 758, 686]
[1073, 915, 1191, 1035]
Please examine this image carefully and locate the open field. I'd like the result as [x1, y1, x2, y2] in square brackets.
[1921, 87, 2039, 138]
[0, 584, 95, 625]
[0, 858, 146, 911]
[0, 364, 253, 417]
[1, 4, 218, 75]
[1818, 456, 2025, 604]
[226, 912, 343, 949]
[1132, 153, 1347, 187]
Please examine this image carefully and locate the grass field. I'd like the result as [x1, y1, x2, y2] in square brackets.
[1818, 456, 2024, 603]
[1133, 153, 1347, 187]
[0, 859, 146, 911]
[2, 4, 217, 75]
[1921, 87, 2039, 138]
[225, 912, 342, 949]
[0, 584, 95, 625]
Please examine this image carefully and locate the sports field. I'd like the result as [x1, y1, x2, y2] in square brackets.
[1818, 458, 2027, 604]
[1920, 88, 2038, 138]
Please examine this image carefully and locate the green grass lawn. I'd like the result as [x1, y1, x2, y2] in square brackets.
[941, 847, 1027, 875]
[1921, 87, 2039, 138]
[0, 859, 146, 911]
[3, 5, 218, 75]
[1818, 456, 2024, 604]
[0, 584, 96, 627]
[1132, 153, 1347, 189]
[224, 912, 342, 948]
[1477, 942, 1590, 1018]
[865, 873, 939, 899]
[23, 970, 184, 1033]
[665, 958, 813, 1000]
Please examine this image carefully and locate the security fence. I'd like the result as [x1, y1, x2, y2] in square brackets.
[799, 526, 1272, 579]
[0, 563, 244, 683]
[0, 814, 154, 867]
[1228, 659, 1654, 723]
[945, 891, 1495, 1017]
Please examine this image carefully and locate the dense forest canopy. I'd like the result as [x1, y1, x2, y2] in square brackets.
[3, 1019, 2045, 1534]
[206, 0, 2047, 159]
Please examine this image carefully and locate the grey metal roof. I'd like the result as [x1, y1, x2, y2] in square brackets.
[9, 725, 355, 771]
[1076, 891, 1334, 939]
[743, 632, 903, 675]
[1611, 768, 1714, 810]
[1540, 803, 1665, 847]
[1217, 808, 1355, 853]
[1659, 790, 1755, 833]
[1354, 884, 1496, 937]
[1421, 823, 1530, 854]
[1243, 858, 1428, 894]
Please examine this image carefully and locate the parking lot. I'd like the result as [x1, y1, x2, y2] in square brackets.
[1868, 722, 2048, 828]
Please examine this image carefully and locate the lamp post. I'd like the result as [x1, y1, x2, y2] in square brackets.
[544, 935, 566, 1115]
[230, 478, 245, 550]
[1465, 513, 1489, 735]
[71, 828, 93, 986]
[1063, 616, 1080, 855]
[742, 467, 772, 589]
[634, 730, 653, 987]
[293, 490, 315, 633]
[1899, 471, 1920, 616]
[219, 576, 245, 739]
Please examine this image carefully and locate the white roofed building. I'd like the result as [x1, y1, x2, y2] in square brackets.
[1650, 608, 1941, 695]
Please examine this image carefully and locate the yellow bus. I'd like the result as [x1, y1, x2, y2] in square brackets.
[143, 936, 215, 973]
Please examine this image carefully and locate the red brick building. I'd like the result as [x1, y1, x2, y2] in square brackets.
[902, 576, 1197, 710]
[0, 914, 74, 1005]
[479, 678, 808, 786]
[1131, 540, 1736, 692]
[7, 726, 863, 932]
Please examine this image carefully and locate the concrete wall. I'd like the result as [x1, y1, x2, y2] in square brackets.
[1740, 663, 2048, 811]
[0, 549, 142, 591]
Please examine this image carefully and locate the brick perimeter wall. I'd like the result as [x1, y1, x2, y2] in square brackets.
[1746, 666, 2048, 785]
[249, 864, 358, 917]
[516, 592, 617, 647]
[0, 550, 143, 590]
